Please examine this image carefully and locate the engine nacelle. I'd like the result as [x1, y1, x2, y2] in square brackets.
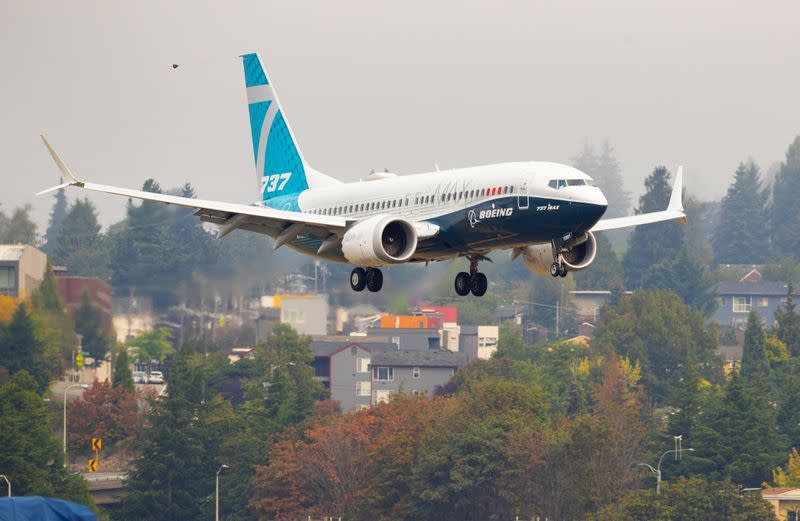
[522, 231, 598, 275]
[341, 215, 418, 266]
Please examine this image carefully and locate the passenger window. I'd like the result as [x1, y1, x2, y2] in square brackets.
[510, 186, 514, 194]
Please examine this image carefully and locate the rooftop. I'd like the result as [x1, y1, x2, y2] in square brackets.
[371, 349, 467, 368]
[311, 337, 397, 357]
[714, 281, 790, 296]
[0, 244, 29, 261]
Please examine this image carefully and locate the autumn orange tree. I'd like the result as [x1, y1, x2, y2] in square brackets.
[67, 379, 140, 454]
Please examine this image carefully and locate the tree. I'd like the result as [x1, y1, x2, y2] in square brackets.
[52, 198, 110, 279]
[30, 264, 75, 361]
[740, 311, 770, 393]
[775, 282, 800, 356]
[592, 291, 719, 403]
[0, 206, 37, 244]
[126, 327, 174, 369]
[640, 247, 717, 316]
[597, 477, 776, 521]
[0, 371, 94, 507]
[74, 292, 111, 362]
[0, 302, 57, 392]
[67, 379, 139, 453]
[573, 232, 625, 290]
[623, 167, 684, 288]
[712, 160, 771, 264]
[772, 136, 800, 259]
[772, 448, 800, 488]
[43, 184, 68, 253]
[778, 367, 800, 449]
[113, 348, 134, 392]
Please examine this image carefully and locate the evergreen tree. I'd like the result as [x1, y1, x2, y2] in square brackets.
[113, 348, 134, 392]
[74, 292, 111, 362]
[594, 139, 631, 218]
[43, 184, 68, 253]
[772, 136, 800, 259]
[31, 264, 64, 313]
[777, 367, 800, 448]
[573, 232, 624, 290]
[623, 167, 684, 288]
[0, 206, 38, 244]
[740, 311, 770, 393]
[775, 282, 800, 356]
[712, 161, 771, 264]
[30, 264, 75, 362]
[690, 371, 786, 486]
[0, 371, 94, 507]
[0, 303, 55, 392]
[52, 198, 110, 279]
[640, 247, 717, 316]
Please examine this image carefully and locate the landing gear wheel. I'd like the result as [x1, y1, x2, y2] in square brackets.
[470, 272, 488, 297]
[550, 262, 561, 277]
[350, 267, 367, 291]
[455, 272, 471, 296]
[559, 265, 569, 277]
[366, 268, 384, 292]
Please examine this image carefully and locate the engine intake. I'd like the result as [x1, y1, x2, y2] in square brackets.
[522, 231, 598, 275]
[341, 215, 418, 266]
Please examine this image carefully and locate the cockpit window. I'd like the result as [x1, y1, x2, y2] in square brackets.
[567, 179, 587, 186]
[549, 179, 587, 189]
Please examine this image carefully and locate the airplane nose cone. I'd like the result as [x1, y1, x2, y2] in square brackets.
[587, 187, 608, 207]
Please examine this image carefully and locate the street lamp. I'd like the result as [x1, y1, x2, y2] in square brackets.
[63, 383, 89, 467]
[215, 464, 229, 521]
[638, 447, 695, 494]
[0, 475, 10, 497]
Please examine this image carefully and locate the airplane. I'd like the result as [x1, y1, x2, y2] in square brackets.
[38, 52, 686, 297]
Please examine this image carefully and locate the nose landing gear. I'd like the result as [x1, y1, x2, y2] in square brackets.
[454, 257, 488, 297]
[550, 257, 569, 278]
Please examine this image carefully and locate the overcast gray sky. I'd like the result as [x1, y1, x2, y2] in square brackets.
[2, 0, 799, 231]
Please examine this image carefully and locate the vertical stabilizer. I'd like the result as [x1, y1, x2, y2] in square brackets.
[241, 53, 339, 208]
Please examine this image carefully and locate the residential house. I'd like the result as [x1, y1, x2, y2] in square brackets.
[0, 244, 47, 298]
[260, 293, 329, 336]
[369, 350, 466, 404]
[459, 325, 499, 361]
[712, 280, 789, 329]
[761, 488, 800, 520]
[311, 336, 398, 411]
[366, 327, 441, 350]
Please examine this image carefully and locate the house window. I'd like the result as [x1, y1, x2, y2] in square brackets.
[373, 366, 394, 381]
[412, 367, 421, 379]
[356, 381, 371, 396]
[733, 296, 752, 313]
[374, 390, 391, 404]
[356, 357, 370, 373]
[758, 297, 769, 307]
[0, 266, 14, 289]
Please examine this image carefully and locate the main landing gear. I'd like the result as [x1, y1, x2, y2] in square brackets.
[350, 267, 383, 292]
[455, 257, 488, 297]
[550, 257, 569, 278]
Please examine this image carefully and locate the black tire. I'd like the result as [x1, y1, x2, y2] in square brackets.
[470, 272, 488, 297]
[559, 265, 569, 277]
[550, 262, 560, 277]
[455, 272, 471, 296]
[350, 267, 367, 291]
[366, 268, 384, 292]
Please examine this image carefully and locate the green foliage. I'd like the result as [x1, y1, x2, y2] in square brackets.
[573, 232, 625, 290]
[0, 205, 37, 244]
[30, 264, 75, 362]
[593, 290, 719, 403]
[74, 291, 111, 362]
[113, 348, 134, 392]
[0, 302, 59, 392]
[640, 247, 717, 316]
[712, 160, 771, 263]
[43, 185, 68, 253]
[761, 257, 800, 283]
[689, 371, 786, 486]
[740, 311, 770, 392]
[597, 477, 776, 521]
[0, 371, 94, 508]
[571, 139, 631, 218]
[623, 167, 685, 288]
[126, 327, 174, 366]
[52, 198, 110, 279]
[772, 136, 800, 259]
[775, 282, 800, 356]
[777, 366, 800, 448]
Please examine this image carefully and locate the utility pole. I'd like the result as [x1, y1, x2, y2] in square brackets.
[215, 464, 229, 521]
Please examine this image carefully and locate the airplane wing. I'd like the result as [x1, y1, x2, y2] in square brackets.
[38, 136, 346, 245]
[591, 166, 687, 232]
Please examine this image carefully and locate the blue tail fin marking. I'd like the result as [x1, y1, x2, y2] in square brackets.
[242, 53, 308, 209]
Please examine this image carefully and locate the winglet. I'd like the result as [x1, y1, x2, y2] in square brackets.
[667, 165, 684, 213]
[38, 135, 84, 195]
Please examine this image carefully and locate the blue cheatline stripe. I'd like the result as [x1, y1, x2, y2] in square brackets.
[247, 101, 270, 165]
[242, 53, 268, 87]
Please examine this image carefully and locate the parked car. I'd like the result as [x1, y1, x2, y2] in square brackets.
[132, 371, 147, 384]
[147, 371, 165, 384]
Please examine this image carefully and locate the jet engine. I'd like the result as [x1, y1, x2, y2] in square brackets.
[341, 215, 418, 266]
[522, 231, 598, 275]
